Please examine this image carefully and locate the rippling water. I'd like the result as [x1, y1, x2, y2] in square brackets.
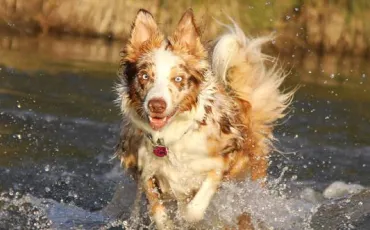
[0, 35, 369, 229]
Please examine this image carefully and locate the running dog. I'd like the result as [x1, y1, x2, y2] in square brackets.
[115, 8, 292, 229]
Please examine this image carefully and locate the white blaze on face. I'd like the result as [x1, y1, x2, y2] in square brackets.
[144, 48, 180, 115]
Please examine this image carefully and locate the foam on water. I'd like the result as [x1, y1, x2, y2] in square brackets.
[323, 181, 365, 199]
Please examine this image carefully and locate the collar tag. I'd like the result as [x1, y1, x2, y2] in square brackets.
[153, 145, 168, 157]
[146, 134, 168, 157]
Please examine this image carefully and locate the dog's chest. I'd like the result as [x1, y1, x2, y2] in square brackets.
[138, 130, 215, 199]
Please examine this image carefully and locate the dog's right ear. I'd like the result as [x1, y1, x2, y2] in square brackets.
[128, 9, 160, 50]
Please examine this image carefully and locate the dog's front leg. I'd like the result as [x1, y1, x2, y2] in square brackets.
[182, 169, 223, 223]
[144, 177, 174, 230]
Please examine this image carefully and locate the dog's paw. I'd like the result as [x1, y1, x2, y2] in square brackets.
[155, 219, 175, 230]
[158, 220, 175, 230]
[182, 202, 206, 223]
[153, 209, 174, 230]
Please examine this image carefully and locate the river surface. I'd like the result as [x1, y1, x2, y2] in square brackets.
[0, 34, 369, 229]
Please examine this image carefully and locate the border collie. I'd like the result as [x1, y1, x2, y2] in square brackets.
[115, 8, 293, 229]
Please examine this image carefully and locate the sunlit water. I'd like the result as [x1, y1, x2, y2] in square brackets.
[0, 35, 370, 229]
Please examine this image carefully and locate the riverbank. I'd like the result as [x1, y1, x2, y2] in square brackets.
[1, 0, 370, 56]
[277, 0, 370, 56]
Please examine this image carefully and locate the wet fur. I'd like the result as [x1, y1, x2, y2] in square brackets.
[115, 9, 293, 229]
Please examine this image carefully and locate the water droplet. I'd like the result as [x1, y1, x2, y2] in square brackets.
[44, 165, 50, 172]
[294, 7, 299, 12]
[65, 176, 71, 185]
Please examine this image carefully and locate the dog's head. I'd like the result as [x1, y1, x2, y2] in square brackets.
[118, 9, 208, 131]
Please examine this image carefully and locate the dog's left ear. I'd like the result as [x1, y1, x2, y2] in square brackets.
[170, 8, 205, 57]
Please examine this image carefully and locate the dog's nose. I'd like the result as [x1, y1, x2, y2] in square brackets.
[148, 98, 167, 114]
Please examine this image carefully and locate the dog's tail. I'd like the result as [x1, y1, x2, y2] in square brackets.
[211, 22, 294, 161]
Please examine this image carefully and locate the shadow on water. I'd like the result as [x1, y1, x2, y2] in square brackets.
[0, 34, 370, 229]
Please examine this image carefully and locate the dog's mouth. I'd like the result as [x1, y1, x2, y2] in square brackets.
[148, 111, 176, 131]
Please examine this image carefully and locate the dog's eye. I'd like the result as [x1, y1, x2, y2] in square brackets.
[141, 73, 149, 80]
[174, 76, 183, 82]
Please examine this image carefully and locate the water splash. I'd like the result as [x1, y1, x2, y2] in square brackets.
[1, 180, 369, 229]
[207, 180, 317, 229]
[102, 177, 318, 230]
[0, 191, 108, 229]
[0, 191, 52, 229]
